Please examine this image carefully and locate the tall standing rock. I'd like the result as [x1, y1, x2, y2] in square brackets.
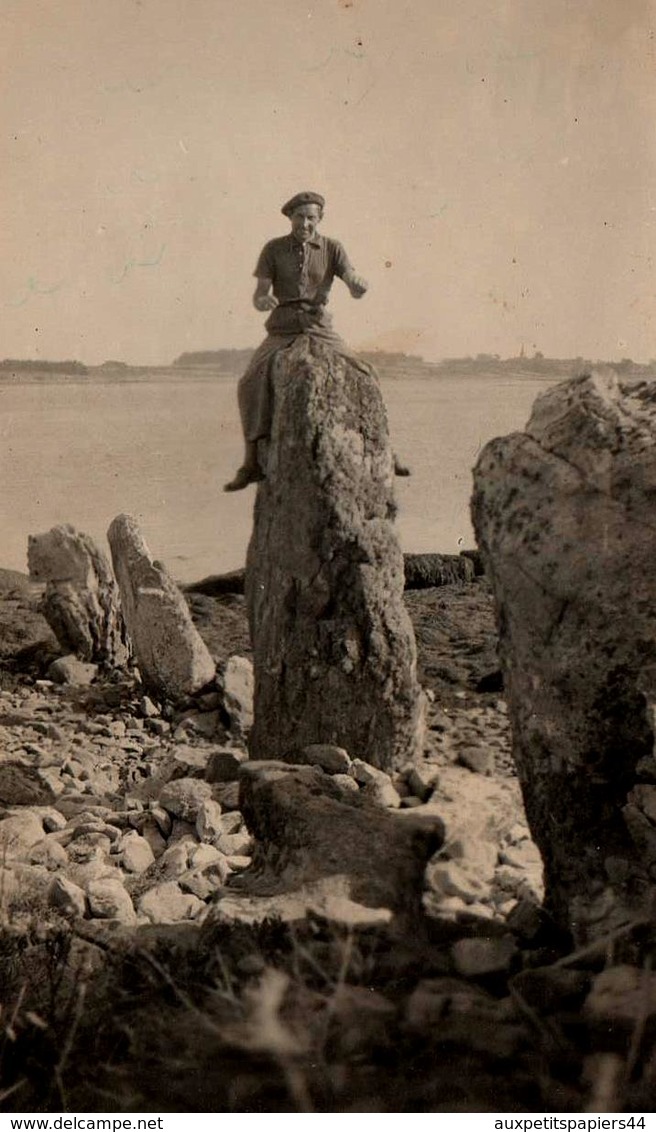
[107, 514, 215, 700]
[472, 370, 656, 942]
[245, 336, 425, 770]
[27, 524, 129, 666]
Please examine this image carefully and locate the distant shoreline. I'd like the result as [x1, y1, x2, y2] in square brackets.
[0, 368, 237, 386]
[1, 351, 654, 386]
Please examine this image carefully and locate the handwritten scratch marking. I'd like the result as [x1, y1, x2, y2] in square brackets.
[7, 277, 65, 308]
[110, 245, 166, 285]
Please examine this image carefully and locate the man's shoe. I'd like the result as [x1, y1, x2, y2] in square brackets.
[223, 465, 265, 492]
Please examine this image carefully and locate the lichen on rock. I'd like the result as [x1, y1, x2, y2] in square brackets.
[245, 336, 425, 771]
[472, 369, 656, 941]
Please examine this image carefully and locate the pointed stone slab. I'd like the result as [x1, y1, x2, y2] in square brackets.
[107, 514, 215, 700]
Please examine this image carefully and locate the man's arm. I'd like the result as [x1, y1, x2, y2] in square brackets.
[342, 269, 368, 299]
[332, 240, 368, 299]
[252, 277, 278, 312]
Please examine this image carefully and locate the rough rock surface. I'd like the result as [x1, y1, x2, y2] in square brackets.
[472, 370, 656, 941]
[187, 551, 481, 598]
[107, 514, 215, 700]
[216, 655, 253, 736]
[27, 524, 129, 667]
[404, 553, 475, 589]
[245, 337, 425, 770]
[223, 760, 444, 924]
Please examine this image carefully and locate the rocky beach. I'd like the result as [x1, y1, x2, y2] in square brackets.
[2, 356, 656, 1114]
[0, 557, 554, 1113]
[0, 553, 648, 1114]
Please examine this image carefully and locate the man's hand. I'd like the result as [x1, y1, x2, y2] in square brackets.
[253, 293, 279, 312]
[347, 274, 368, 299]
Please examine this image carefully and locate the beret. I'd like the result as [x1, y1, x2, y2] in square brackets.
[281, 191, 325, 217]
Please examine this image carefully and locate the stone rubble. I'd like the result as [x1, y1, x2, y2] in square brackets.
[0, 669, 543, 934]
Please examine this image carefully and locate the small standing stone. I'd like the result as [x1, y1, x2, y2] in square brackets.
[217, 656, 254, 736]
[28, 524, 129, 667]
[107, 514, 216, 700]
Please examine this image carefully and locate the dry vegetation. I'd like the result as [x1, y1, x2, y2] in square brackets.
[0, 570, 655, 1113]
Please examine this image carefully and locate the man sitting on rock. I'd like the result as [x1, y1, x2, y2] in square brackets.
[224, 190, 409, 491]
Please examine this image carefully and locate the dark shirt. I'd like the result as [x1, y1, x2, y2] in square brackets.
[253, 234, 353, 334]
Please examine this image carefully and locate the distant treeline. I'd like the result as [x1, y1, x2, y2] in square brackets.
[0, 358, 88, 375]
[432, 353, 656, 378]
[3, 351, 656, 381]
[171, 348, 656, 379]
[173, 349, 255, 369]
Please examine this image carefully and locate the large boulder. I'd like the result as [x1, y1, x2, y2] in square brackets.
[206, 760, 444, 926]
[245, 337, 425, 770]
[27, 524, 129, 667]
[107, 514, 215, 700]
[472, 370, 656, 942]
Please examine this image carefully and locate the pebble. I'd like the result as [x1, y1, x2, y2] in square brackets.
[138, 881, 205, 924]
[147, 719, 171, 737]
[159, 778, 213, 822]
[300, 744, 352, 774]
[48, 875, 86, 917]
[456, 746, 494, 775]
[0, 811, 48, 859]
[362, 778, 401, 808]
[406, 764, 440, 801]
[196, 799, 224, 842]
[215, 828, 252, 856]
[29, 838, 69, 870]
[584, 965, 656, 1027]
[451, 935, 518, 977]
[331, 773, 360, 795]
[163, 745, 210, 780]
[159, 840, 195, 876]
[499, 842, 542, 870]
[205, 747, 248, 783]
[426, 859, 490, 905]
[139, 696, 160, 718]
[48, 657, 99, 686]
[87, 877, 137, 924]
[119, 831, 156, 874]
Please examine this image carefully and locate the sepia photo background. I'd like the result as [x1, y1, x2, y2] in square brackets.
[2, 0, 655, 579]
[3, 0, 655, 367]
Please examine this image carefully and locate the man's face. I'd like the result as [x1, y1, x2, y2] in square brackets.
[290, 204, 322, 243]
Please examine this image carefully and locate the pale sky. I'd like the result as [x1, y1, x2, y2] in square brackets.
[2, 0, 656, 366]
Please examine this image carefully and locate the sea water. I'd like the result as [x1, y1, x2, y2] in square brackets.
[0, 373, 556, 584]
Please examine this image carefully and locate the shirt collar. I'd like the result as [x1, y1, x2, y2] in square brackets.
[289, 233, 322, 249]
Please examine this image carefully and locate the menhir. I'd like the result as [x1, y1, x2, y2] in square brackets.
[245, 336, 425, 772]
[473, 369, 656, 943]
